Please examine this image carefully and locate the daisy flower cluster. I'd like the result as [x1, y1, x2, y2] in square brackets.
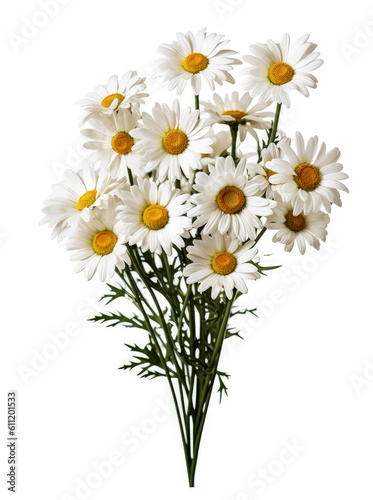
[41, 30, 348, 487]
[42, 29, 347, 296]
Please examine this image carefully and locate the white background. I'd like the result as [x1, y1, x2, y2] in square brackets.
[1, 0, 373, 499]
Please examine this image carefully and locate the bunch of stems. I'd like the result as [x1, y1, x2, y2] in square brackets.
[116, 101, 282, 486]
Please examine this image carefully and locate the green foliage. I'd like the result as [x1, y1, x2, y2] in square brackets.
[119, 343, 166, 379]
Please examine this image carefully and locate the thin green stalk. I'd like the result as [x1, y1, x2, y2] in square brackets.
[177, 284, 192, 351]
[230, 122, 239, 163]
[126, 269, 190, 469]
[255, 227, 267, 245]
[195, 94, 200, 111]
[269, 102, 282, 144]
[207, 296, 235, 369]
[161, 251, 173, 287]
[188, 296, 236, 486]
[196, 293, 206, 420]
[127, 167, 134, 186]
[127, 247, 187, 389]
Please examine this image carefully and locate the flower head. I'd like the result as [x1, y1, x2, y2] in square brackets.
[41, 163, 128, 241]
[242, 34, 323, 108]
[78, 71, 148, 126]
[266, 200, 330, 254]
[131, 100, 213, 182]
[157, 28, 241, 95]
[67, 197, 130, 281]
[189, 156, 276, 241]
[81, 106, 144, 178]
[119, 179, 191, 255]
[184, 233, 260, 299]
[201, 91, 273, 142]
[267, 132, 348, 215]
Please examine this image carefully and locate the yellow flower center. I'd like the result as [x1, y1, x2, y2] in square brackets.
[101, 93, 125, 109]
[295, 163, 321, 191]
[92, 230, 118, 255]
[212, 252, 237, 276]
[222, 110, 247, 123]
[285, 211, 306, 232]
[143, 204, 169, 230]
[111, 131, 134, 155]
[268, 62, 294, 86]
[76, 190, 97, 211]
[265, 167, 277, 179]
[162, 129, 189, 155]
[217, 186, 246, 214]
[182, 53, 209, 74]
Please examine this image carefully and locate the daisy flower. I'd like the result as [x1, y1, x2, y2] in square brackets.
[267, 132, 348, 215]
[201, 91, 273, 142]
[131, 100, 213, 182]
[81, 107, 145, 178]
[242, 34, 323, 108]
[246, 141, 288, 198]
[77, 71, 148, 126]
[156, 28, 241, 95]
[119, 179, 191, 255]
[67, 197, 130, 281]
[189, 156, 276, 241]
[184, 233, 260, 300]
[41, 163, 128, 240]
[266, 200, 330, 254]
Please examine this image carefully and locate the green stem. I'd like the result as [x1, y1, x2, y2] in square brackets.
[195, 94, 200, 111]
[230, 123, 239, 163]
[126, 269, 190, 469]
[162, 251, 173, 287]
[188, 295, 236, 486]
[255, 227, 267, 245]
[207, 296, 234, 369]
[127, 246, 187, 390]
[177, 284, 192, 351]
[269, 102, 282, 144]
[127, 167, 134, 186]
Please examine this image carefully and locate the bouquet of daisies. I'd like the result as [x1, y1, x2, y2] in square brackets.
[41, 29, 348, 486]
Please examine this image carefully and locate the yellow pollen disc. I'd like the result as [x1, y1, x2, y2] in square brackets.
[182, 53, 209, 74]
[265, 167, 277, 179]
[162, 129, 189, 155]
[295, 163, 321, 191]
[101, 93, 125, 109]
[217, 186, 246, 214]
[222, 110, 247, 123]
[111, 131, 134, 155]
[212, 252, 237, 276]
[268, 62, 294, 86]
[285, 211, 306, 232]
[143, 204, 169, 230]
[76, 190, 97, 211]
[92, 230, 118, 255]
